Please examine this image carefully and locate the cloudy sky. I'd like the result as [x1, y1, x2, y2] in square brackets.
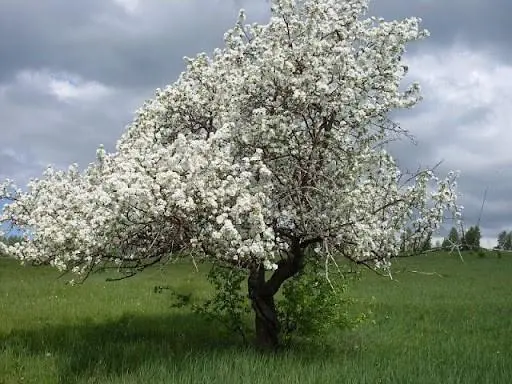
[0, 0, 510, 247]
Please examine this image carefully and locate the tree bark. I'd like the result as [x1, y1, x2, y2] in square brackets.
[247, 239, 307, 350]
[248, 266, 280, 349]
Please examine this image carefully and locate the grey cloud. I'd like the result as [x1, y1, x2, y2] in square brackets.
[369, 0, 512, 59]
[0, 0, 108, 83]
[0, 0, 269, 89]
[0, 89, 136, 178]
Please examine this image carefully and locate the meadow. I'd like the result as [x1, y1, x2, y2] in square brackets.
[1, 251, 511, 384]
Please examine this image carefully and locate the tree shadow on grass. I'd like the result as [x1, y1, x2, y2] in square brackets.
[1, 312, 248, 383]
[1, 311, 354, 383]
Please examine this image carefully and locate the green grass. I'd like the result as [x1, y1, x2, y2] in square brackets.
[1, 252, 511, 383]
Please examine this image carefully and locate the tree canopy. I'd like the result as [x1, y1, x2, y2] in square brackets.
[0, 0, 461, 348]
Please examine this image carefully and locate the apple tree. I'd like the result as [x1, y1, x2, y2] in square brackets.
[1, 0, 460, 349]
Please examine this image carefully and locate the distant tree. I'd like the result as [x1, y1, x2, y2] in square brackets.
[504, 232, 512, 251]
[399, 227, 413, 254]
[421, 233, 432, 252]
[497, 230, 508, 250]
[442, 227, 459, 250]
[463, 226, 481, 251]
[399, 228, 431, 254]
[448, 227, 459, 244]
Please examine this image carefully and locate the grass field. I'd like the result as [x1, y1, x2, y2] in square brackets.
[1, 252, 511, 384]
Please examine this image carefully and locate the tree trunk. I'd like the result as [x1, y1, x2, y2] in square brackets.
[253, 293, 280, 349]
[248, 266, 280, 349]
[247, 238, 308, 350]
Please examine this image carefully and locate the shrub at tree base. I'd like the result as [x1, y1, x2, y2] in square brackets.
[0, 0, 461, 349]
[277, 255, 370, 346]
[166, 257, 369, 348]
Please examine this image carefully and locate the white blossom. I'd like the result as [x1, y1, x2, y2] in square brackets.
[0, 0, 460, 276]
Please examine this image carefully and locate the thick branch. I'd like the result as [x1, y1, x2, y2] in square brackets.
[260, 239, 306, 297]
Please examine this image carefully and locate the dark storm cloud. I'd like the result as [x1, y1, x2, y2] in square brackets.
[369, 0, 512, 58]
[0, 0, 269, 89]
[0, 0, 107, 83]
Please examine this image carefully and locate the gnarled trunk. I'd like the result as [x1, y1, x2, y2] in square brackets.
[248, 266, 280, 349]
[247, 239, 307, 350]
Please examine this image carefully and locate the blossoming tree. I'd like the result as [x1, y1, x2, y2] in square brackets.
[1, 0, 460, 348]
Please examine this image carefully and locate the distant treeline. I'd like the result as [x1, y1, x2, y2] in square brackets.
[496, 230, 512, 250]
